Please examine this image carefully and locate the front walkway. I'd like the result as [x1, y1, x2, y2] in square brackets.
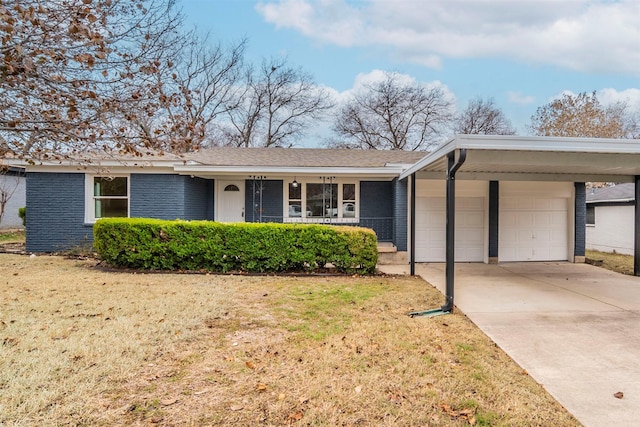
[379, 262, 640, 427]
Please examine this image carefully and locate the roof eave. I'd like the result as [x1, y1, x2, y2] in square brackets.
[173, 165, 408, 177]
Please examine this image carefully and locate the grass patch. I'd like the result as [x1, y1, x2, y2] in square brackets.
[0, 229, 25, 243]
[586, 249, 634, 275]
[0, 254, 580, 426]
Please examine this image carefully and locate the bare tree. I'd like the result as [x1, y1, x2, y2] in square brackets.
[528, 91, 632, 138]
[331, 72, 453, 151]
[224, 57, 333, 147]
[0, 0, 185, 161]
[131, 33, 247, 152]
[455, 97, 515, 135]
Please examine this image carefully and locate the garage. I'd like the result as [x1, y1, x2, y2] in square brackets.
[499, 182, 571, 262]
[415, 181, 486, 262]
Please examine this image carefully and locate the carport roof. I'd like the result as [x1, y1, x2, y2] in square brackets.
[400, 135, 640, 182]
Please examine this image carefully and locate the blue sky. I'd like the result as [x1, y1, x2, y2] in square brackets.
[179, 0, 640, 146]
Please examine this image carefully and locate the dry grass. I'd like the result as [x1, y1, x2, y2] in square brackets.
[586, 249, 634, 276]
[0, 254, 580, 426]
[0, 229, 25, 243]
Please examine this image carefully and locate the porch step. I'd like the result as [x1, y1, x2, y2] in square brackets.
[377, 242, 407, 265]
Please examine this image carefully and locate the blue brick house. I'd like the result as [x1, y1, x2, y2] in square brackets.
[18, 135, 640, 271]
[23, 147, 423, 254]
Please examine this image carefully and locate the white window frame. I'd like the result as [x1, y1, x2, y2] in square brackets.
[84, 174, 130, 223]
[283, 179, 359, 223]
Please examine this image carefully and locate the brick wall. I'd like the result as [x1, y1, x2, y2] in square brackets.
[184, 177, 214, 220]
[489, 181, 499, 258]
[392, 178, 408, 251]
[26, 173, 92, 252]
[574, 182, 586, 257]
[130, 174, 185, 219]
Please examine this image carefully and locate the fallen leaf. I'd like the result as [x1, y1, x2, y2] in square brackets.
[256, 383, 268, 392]
[614, 391, 624, 399]
[160, 398, 177, 406]
[194, 390, 208, 396]
[287, 411, 303, 422]
[229, 404, 243, 411]
[278, 393, 286, 400]
[355, 385, 362, 394]
[245, 361, 256, 370]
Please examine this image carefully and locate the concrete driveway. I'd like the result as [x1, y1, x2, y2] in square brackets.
[378, 262, 640, 427]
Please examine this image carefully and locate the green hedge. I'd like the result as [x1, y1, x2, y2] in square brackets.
[93, 218, 378, 274]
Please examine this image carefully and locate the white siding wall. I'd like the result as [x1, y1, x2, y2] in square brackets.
[586, 205, 634, 255]
[0, 174, 26, 229]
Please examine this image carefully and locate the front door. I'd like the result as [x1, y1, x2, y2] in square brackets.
[218, 180, 245, 222]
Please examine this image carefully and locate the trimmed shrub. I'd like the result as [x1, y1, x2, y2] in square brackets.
[18, 207, 26, 226]
[93, 218, 378, 274]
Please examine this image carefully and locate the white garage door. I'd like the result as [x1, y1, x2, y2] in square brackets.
[415, 197, 485, 262]
[500, 197, 568, 262]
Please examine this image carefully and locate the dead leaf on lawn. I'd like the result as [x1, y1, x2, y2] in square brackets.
[256, 383, 268, 392]
[440, 402, 476, 422]
[229, 404, 244, 411]
[245, 361, 256, 370]
[287, 411, 303, 422]
[160, 398, 178, 406]
[614, 391, 624, 399]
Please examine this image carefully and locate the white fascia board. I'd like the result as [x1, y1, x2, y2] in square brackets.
[399, 137, 457, 180]
[455, 134, 640, 153]
[24, 164, 178, 174]
[173, 165, 406, 177]
[586, 198, 635, 204]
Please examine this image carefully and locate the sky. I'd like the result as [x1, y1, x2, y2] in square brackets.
[179, 0, 640, 146]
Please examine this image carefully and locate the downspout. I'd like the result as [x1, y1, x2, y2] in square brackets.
[441, 148, 466, 312]
[410, 173, 416, 276]
[409, 148, 466, 317]
[635, 175, 640, 276]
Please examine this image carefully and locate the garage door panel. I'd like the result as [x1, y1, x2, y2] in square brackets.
[415, 196, 485, 262]
[500, 196, 568, 262]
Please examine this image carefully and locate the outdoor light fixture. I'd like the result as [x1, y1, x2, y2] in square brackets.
[292, 178, 298, 188]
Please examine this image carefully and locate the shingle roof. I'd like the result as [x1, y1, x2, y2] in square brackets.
[587, 183, 635, 203]
[184, 147, 426, 168]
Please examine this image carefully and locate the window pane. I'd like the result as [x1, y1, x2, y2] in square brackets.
[586, 206, 595, 225]
[288, 204, 302, 217]
[343, 183, 355, 201]
[94, 177, 127, 196]
[95, 198, 128, 218]
[289, 183, 301, 200]
[306, 183, 337, 217]
[343, 202, 356, 218]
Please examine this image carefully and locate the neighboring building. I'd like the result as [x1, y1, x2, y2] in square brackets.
[14, 136, 640, 267]
[586, 183, 635, 255]
[0, 166, 26, 229]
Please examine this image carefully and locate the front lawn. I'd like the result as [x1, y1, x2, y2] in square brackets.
[0, 254, 579, 426]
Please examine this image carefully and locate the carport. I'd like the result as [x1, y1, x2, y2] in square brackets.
[400, 135, 640, 313]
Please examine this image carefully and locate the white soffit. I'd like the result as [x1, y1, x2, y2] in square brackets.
[400, 135, 640, 182]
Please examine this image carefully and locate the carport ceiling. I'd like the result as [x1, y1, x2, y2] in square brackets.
[402, 135, 640, 183]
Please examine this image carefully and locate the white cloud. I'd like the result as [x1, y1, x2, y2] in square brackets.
[256, 0, 640, 75]
[507, 91, 536, 105]
[598, 88, 640, 110]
